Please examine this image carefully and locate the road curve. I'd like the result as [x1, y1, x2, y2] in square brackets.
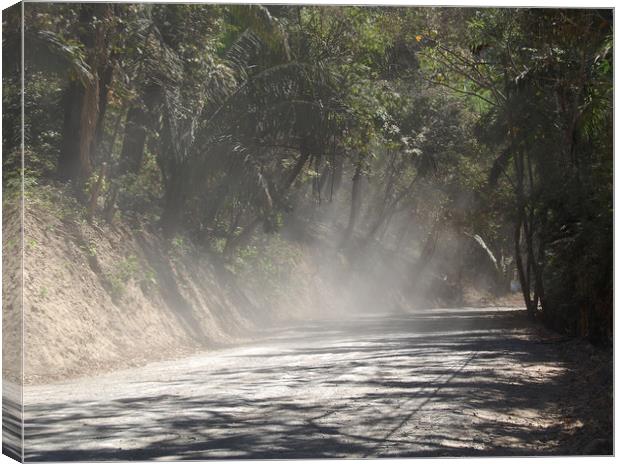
[24, 307, 573, 460]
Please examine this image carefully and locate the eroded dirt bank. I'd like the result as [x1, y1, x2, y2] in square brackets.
[21, 187, 339, 384]
[24, 308, 611, 459]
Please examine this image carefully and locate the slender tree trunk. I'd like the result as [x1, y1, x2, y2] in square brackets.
[364, 208, 389, 244]
[119, 105, 149, 174]
[330, 152, 343, 201]
[512, 125, 535, 316]
[364, 168, 417, 246]
[514, 157, 536, 316]
[160, 164, 187, 238]
[415, 222, 440, 272]
[506, 75, 536, 317]
[119, 86, 160, 175]
[341, 163, 363, 247]
[395, 208, 414, 252]
[283, 147, 311, 193]
[317, 164, 331, 200]
[104, 184, 119, 223]
[87, 162, 108, 221]
[312, 154, 322, 202]
[515, 213, 535, 316]
[93, 63, 114, 156]
[78, 79, 100, 181]
[101, 110, 124, 224]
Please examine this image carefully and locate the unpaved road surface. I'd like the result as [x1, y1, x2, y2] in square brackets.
[23, 307, 604, 460]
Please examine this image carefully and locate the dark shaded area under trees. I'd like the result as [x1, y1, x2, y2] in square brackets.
[3, 5, 613, 344]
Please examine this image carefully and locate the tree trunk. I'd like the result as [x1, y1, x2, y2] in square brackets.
[119, 86, 160, 175]
[364, 168, 417, 246]
[415, 222, 439, 272]
[59, 77, 100, 192]
[119, 105, 149, 175]
[160, 164, 187, 238]
[57, 4, 111, 194]
[515, 216, 536, 317]
[58, 81, 86, 184]
[330, 153, 343, 201]
[87, 162, 108, 221]
[93, 63, 114, 157]
[283, 147, 311, 192]
[202, 182, 230, 229]
[395, 208, 415, 252]
[317, 164, 331, 200]
[341, 163, 363, 247]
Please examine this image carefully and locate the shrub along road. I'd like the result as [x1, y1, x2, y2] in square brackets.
[24, 307, 610, 459]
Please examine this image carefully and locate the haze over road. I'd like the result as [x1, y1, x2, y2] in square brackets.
[25, 307, 574, 460]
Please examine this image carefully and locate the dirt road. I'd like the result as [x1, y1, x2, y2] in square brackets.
[23, 307, 603, 460]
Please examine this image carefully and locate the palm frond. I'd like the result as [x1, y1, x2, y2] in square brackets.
[229, 4, 290, 60]
[224, 30, 263, 83]
[25, 30, 94, 85]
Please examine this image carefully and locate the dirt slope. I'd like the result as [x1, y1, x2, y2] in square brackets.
[2, 195, 23, 385]
[22, 186, 279, 384]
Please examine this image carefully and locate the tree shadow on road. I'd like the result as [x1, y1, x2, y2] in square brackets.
[24, 308, 611, 460]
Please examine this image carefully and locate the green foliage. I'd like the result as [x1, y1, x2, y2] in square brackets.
[25, 181, 87, 223]
[171, 235, 190, 254]
[426, 7, 612, 341]
[115, 152, 164, 220]
[227, 235, 302, 301]
[105, 255, 140, 299]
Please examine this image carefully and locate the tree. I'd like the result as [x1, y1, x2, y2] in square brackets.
[56, 4, 115, 193]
